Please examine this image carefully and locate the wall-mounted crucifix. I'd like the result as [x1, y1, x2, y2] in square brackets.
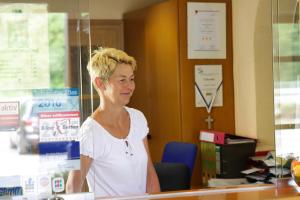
[205, 115, 214, 130]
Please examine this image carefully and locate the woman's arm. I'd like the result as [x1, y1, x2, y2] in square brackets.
[143, 138, 161, 193]
[66, 155, 92, 193]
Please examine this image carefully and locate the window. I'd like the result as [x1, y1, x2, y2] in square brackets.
[0, 2, 91, 198]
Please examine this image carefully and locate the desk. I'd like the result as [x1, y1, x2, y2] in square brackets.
[98, 179, 300, 200]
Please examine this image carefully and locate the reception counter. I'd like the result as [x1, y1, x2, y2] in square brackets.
[96, 179, 300, 200]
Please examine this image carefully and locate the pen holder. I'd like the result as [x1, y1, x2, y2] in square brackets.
[291, 159, 300, 186]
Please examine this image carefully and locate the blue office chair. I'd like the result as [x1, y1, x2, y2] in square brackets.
[161, 141, 198, 176]
[154, 162, 190, 191]
[154, 141, 198, 191]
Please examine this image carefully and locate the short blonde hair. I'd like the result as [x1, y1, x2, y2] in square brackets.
[87, 47, 137, 83]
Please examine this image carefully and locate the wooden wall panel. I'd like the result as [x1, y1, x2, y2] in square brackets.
[90, 20, 124, 50]
[124, 0, 182, 162]
[69, 20, 123, 49]
[178, 0, 234, 186]
[178, 0, 234, 143]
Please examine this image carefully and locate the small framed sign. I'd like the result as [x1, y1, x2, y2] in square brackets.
[187, 2, 226, 59]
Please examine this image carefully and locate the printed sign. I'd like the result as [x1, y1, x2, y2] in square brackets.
[0, 101, 19, 130]
[0, 175, 21, 188]
[37, 175, 52, 197]
[195, 65, 223, 109]
[34, 88, 81, 172]
[32, 88, 80, 142]
[38, 141, 80, 172]
[39, 111, 80, 142]
[0, 186, 23, 196]
[32, 88, 79, 114]
[52, 177, 64, 193]
[0, 4, 50, 90]
[39, 141, 79, 160]
[20, 175, 53, 197]
[187, 2, 226, 59]
[21, 176, 36, 195]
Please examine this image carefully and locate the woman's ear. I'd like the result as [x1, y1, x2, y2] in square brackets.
[95, 77, 106, 90]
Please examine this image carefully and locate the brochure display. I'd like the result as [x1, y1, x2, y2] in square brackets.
[32, 88, 81, 173]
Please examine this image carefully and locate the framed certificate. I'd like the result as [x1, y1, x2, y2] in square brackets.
[195, 65, 223, 109]
[187, 2, 226, 59]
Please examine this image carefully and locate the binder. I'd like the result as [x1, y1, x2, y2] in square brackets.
[200, 142, 217, 185]
[218, 142, 256, 178]
[199, 130, 256, 145]
[200, 130, 256, 185]
[199, 130, 226, 144]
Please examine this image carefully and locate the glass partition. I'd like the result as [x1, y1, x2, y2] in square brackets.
[0, 0, 92, 198]
[272, 0, 300, 177]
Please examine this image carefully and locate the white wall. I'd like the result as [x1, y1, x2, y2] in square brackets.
[232, 0, 275, 151]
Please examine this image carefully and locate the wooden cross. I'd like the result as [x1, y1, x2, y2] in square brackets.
[205, 115, 214, 130]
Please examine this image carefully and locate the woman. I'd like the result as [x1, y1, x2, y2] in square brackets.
[66, 48, 160, 198]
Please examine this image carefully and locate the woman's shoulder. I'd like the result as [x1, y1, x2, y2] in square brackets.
[80, 117, 100, 136]
[79, 117, 107, 159]
[125, 107, 149, 139]
[125, 107, 146, 120]
[81, 117, 94, 129]
[125, 107, 148, 128]
[79, 117, 108, 144]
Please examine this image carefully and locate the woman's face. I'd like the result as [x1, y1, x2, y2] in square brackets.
[103, 63, 135, 106]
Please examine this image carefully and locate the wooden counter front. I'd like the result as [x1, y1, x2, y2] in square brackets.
[98, 179, 300, 200]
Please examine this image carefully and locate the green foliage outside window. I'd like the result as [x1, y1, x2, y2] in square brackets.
[48, 13, 66, 89]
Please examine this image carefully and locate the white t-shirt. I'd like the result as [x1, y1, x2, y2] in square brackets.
[79, 107, 149, 198]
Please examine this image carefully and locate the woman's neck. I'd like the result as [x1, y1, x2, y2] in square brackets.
[93, 103, 126, 124]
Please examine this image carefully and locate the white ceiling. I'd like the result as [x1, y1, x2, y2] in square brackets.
[0, 0, 165, 19]
[89, 0, 165, 19]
